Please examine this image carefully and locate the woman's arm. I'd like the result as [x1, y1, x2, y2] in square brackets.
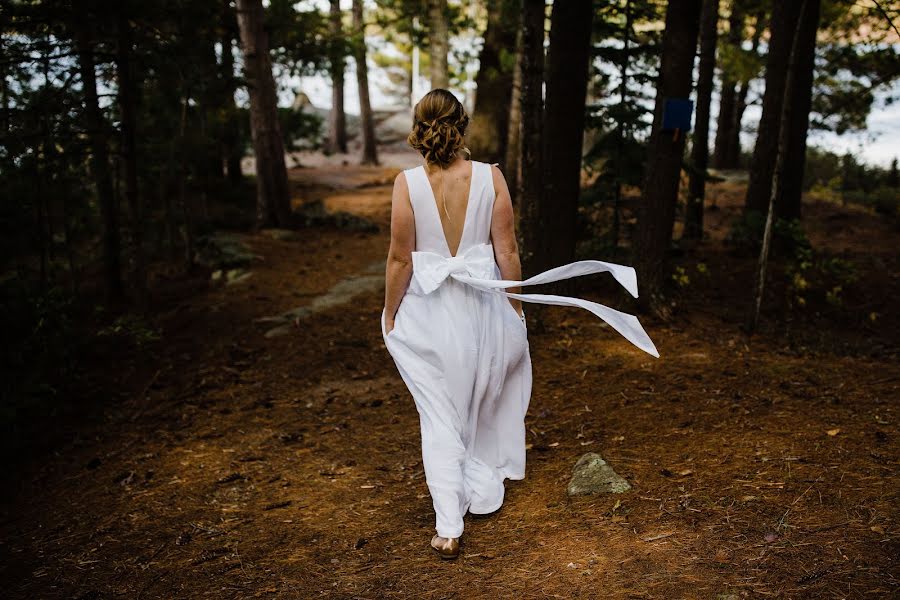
[489, 165, 523, 317]
[384, 172, 416, 332]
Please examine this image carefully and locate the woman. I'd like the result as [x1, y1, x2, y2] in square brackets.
[381, 89, 659, 560]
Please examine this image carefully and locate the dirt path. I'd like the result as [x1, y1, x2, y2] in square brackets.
[1, 166, 897, 599]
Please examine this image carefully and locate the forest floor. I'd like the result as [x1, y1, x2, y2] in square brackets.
[1, 154, 898, 599]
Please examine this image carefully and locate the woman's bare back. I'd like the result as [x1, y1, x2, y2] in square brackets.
[422, 158, 474, 257]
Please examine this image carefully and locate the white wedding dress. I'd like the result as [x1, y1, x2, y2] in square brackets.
[381, 160, 658, 539]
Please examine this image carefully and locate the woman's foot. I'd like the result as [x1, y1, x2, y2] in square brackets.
[430, 534, 460, 559]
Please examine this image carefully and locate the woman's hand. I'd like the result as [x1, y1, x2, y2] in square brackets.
[385, 316, 395, 334]
[509, 298, 523, 318]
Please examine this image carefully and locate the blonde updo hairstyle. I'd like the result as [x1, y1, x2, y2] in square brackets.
[407, 89, 471, 168]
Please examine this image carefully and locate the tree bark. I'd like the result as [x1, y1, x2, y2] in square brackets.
[504, 25, 524, 205]
[116, 12, 147, 307]
[612, 0, 633, 248]
[712, 0, 745, 169]
[352, 0, 378, 165]
[236, 0, 293, 228]
[535, 0, 593, 282]
[749, 0, 815, 333]
[518, 0, 544, 279]
[428, 0, 449, 88]
[178, 94, 196, 272]
[75, 20, 124, 302]
[777, 0, 820, 220]
[221, 0, 244, 184]
[467, 0, 517, 168]
[728, 9, 765, 169]
[200, 38, 225, 185]
[685, 0, 720, 240]
[633, 0, 702, 309]
[744, 1, 803, 215]
[326, 0, 348, 154]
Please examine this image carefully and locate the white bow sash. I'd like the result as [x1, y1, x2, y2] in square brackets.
[410, 243, 660, 358]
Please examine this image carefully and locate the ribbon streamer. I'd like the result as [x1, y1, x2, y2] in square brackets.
[410, 243, 660, 359]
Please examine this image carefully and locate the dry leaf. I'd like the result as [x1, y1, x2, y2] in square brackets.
[826, 428, 841, 436]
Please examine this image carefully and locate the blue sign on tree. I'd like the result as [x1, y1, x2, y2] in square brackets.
[662, 98, 694, 132]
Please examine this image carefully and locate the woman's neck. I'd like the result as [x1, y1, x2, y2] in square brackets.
[425, 154, 467, 173]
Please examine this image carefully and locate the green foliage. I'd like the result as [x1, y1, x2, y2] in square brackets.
[726, 211, 811, 257]
[670, 261, 711, 290]
[0, 279, 78, 417]
[268, 0, 330, 77]
[583, 0, 662, 225]
[726, 209, 859, 311]
[843, 186, 900, 217]
[0, 0, 332, 297]
[785, 241, 858, 311]
[96, 312, 161, 347]
[716, 17, 766, 86]
[279, 106, 324, 151]
[803, 147, 900, 217]
[812, 0, 900, 134]
[370, 0, 474, 92]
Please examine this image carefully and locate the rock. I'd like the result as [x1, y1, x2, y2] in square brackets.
[567, 453, 631, 496]
[291, 91, 314, 111]
[195, 232, 261, 269]
[261, 228, 300, 241]
[256, 260, 384, 338]
[374, 108, 415, 144]
[225, 269, 253, 286]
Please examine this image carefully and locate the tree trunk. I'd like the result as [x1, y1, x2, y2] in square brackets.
[518, 0, 544, 278]
[685, 0, 720, 240]
[178, 94, 196, 272]
[428, 0, 449, 88]
[327, 0, 347, 154]
[221, 0, 244, 184]
[200, 39, 225, 185]
[776, 0, 820, 221]
[728, 9, 765, 169]
[633, 0, 702, 309]
[75, 20, 123, 302]
[352, 0, 378, 165]
[504, 25, 524, 206]
[749, 0, 815, 333]
[744, 1, 803, 215]
[236, 0, 293, 228]
[612, 0, 633, 248]
[1, 37, 8, 135]
[116, 12, 148, 307]
[467, 0, 518, 167]
[535, 0, 593, 283]
[712, 0, 745, 169]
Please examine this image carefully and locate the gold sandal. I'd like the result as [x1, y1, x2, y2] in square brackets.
[430, 534, 460, 559]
